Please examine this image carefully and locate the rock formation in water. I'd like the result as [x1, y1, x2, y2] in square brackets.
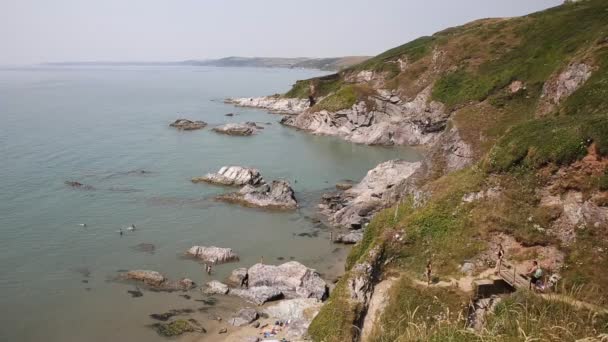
[119, 270, 196, 292]
[185, 246, 240, 264]
[217, 180, 298, 210]
[212, 122, 260, 136]
[226, 96, 312, 115]
[191, 166, 265, 186]
[169, 119, 207, 130]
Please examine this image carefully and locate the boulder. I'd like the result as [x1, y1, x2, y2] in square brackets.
[335, 180, 354, 190]
[263, 298, 322, 322]
[212, 122, 258, 136]
[169, 119, 207, 130]
[230, 286, 283, 305]
[186, 246, 239, 264]
[202, 280, 229, 295]
[228, 308, 259, 327]
[247, 261, 328, 300]
[120, 270, 196, 291]
[217, 180, 298, 210]
[124, 270, 165, 287]
[151, 319, 205, 337]
[333, 230, 364, 244]
[192, 166, 265, 186]
[226, 268, 248, 287]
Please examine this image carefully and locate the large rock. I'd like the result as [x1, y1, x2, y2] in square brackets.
[538, 62, 592, 116]
[186, 246, 239, 264]
[202, 280, 229, 295]
[120, 270, 196, 291]
[247, 261, 328, 300]
[281, 86, 448, 146]
[230, 286, 283, 305]
[321, 160, 422, 228]
[228, 308, 259, 327]
[169, 119, 207, 130]
[226, 268, 248, 287]
[192, 166, 264, 186]
[226, 96, 310, 115]
[217, 180, 298, 210]
[333, 230, 364, 244]
[212, 122, 259, 136]
[263, 298, 322, 322]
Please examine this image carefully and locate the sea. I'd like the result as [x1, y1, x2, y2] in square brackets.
[0, 65, 421, 341]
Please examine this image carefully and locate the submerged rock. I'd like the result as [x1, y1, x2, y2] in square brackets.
[65, 181, 95, 190]
[169, 119, 207, 130]
[228, 308, 259, 327]
[191, 166, 264, 186]
[217, 180, 298, 210]
[150, 309, 195, 322]
[151, 319, 205, 337]
[186, 246, 240, 264]
[120, 270, 196, 292]
[212, 122, 259, 136]
[130, 243, 156, 254]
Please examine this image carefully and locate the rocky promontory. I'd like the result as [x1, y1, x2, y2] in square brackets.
[226, 96, 311, 115]
[118, 270, 196, 292]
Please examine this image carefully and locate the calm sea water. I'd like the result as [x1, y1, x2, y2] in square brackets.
[0, 66, 421, 341]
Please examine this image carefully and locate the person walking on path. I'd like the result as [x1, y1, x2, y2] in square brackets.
[495, 243, 505, 275]
[426, 260, 433, 286]
[526, 260, 543, 291]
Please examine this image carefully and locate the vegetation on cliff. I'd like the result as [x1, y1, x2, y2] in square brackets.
[300, 0, 608, 340]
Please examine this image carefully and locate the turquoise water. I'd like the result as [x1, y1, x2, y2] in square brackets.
[0, 66, 421, 341]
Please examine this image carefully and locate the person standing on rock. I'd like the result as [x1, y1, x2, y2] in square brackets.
[495, 244, 505, 275]
[240, 272, 249, 289]
[426, 260, 432, 286]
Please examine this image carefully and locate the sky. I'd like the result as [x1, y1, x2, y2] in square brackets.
[0, 0, 562, 65]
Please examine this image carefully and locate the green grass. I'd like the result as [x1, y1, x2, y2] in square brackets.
[432, 0, 608, 109]
[369, 278, 469, 342]
[284, 73, 343, 99]
[353, 36, 435, 73]
[307, 279, 360, 342]
[312, 85, 358, 112]
[488, 114, 608, 172]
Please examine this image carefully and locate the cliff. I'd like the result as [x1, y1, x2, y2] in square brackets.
[232, 0, 608, 340]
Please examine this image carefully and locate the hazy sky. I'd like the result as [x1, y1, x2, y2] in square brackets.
[1, 0, 562, 64]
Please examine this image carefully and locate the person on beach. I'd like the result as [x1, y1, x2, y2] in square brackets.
[240, 272, 249, 289]
[205, 263, 212, 275]
[426, 260, 432, 286]
[495, 243, 505, 275]
[526, 260, 543, 291]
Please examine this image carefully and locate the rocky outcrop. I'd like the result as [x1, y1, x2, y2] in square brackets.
[228, 308, 259, 327]
[202, 280, 229, 295]
[226, 268, 248, 287]
[227, 261, 328, 305]
[333, 230, 364, 244]
[360, 277, 399, 342]
[247, 261, 328, 300]
[191, 166, 264, 186]
[212, 122, 260, 136]
[169, 119, 207, 130]
[537, 62, 592, 116]
[217, 180, 298, 210]
[263, 298, 323, 322]
[320, 160, 422, 228]
[230, 286, 283, 305]
[281, 86, 448, 146]
[226, 96, 311, 115]
[119, 270, 196, 291]
[186, 246, 239, 264]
